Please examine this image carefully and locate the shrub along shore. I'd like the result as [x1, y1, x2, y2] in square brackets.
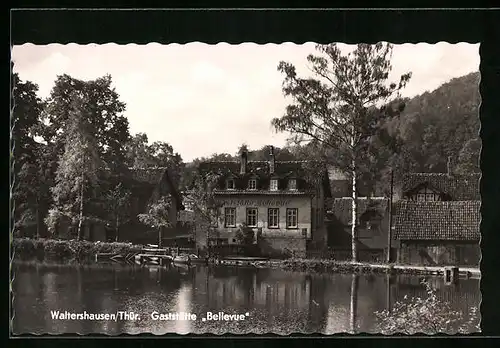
[11, 238, 476, 277]
[12, 238, 143, 263]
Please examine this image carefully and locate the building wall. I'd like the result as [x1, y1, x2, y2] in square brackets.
[214, 195, 312, 257]
[398, 241, 480, 266]
[216, 195, 312, 239]
[328, 210, 399, 250]
[259, 236, 308, 258]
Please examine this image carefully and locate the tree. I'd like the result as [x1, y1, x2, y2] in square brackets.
[47, 92, 103, 240]
[390, 72, 480, 176]
[272, 43, 411, 261]
[184, 171, 223, 253]
[43, 74, 130, 174]
[104, 183, 131, 242]
[11, 73, 47, 238]
[235, 223, 255, 246]
[375, 280, 480, 334]
[126, 133, 185, 189]
[138, 196, 172, 248]
[455, 137, 481, 174]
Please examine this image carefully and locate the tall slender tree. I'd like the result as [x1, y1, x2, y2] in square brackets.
[43, 74, 130, 174]
[104, 183, 132, 242]
[272, 43, 411, 261]
[184, 172, 223, 253]
[46, 92, 103, 240]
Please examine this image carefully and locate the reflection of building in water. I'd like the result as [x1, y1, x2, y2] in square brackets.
[174, 283, 194, 334]
[252, 270, 311, 312]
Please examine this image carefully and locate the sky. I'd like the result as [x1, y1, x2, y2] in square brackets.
[12, 42, 479, 161]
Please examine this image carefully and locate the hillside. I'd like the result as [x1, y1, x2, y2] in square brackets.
[392, 71, 481, 176]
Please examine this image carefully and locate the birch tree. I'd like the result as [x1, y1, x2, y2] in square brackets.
[138, 196, 172, 248]
[184, 172, 223, 253]
[272, 43, 411, 261]
[47, 92, 102, 240]
[104, 182, 131, 242]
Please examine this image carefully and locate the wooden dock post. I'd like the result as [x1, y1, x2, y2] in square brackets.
[444, 266, 459, 285]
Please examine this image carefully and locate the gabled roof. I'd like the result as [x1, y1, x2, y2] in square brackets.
[129, 167, 183, 210]
[199, 160, 318, 178]
[327, 197, 389, 225]
[394, 200, 481, 241]
[402, 173, 480, 201]
[198, 160, 332, 197]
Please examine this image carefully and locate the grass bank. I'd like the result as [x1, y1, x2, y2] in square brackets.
[11, 238, 143, 263]
[255, 258, 479, 277]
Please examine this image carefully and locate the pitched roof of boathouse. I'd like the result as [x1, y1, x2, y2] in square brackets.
[326, 197, 389, 225]
[128, 167, 184, 210]
[394, 200, 480, 241]
[402, 173, 481, 201]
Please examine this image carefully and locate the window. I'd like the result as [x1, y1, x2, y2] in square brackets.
[286, 208, 298, 229]
[226, 179, 235, 190]
[248, 179, 257, 190]
[411, 187, 441, 201]
[268, 208, 279, 228]
[224, 207, 236, 227]
[246, 208, 258, 227]
[270, 179, 278, 191]
[288, 179, 297, 190]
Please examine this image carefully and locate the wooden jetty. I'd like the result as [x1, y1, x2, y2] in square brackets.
[95, 245, 200, 267]
[219, 256, 269, 267]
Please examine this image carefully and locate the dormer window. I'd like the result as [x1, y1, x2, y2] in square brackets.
[270, 179, 278, 191]
[248, 179, 257, 190]
[226, 179, 235, 190]
[288, 179, 297, 190]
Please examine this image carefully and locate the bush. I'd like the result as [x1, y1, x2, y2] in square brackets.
[12, 238, 143, 262]
[375, 279, 480, 334]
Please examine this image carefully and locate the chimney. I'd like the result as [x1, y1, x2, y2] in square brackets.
[240, 149, 248, 174]
[269, 145, 275, 174]
[447, 156, 453, 176]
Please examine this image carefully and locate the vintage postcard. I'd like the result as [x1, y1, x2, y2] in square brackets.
[10, 41, 481, 335]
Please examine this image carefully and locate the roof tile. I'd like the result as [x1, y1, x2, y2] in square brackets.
[402, 173, 480, 200]
[394, 200, 481, 241]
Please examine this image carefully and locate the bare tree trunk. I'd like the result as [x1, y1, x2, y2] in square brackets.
[349, 273, 359, 334]
[77, 172, 84, 241]
[351, 167, 358, 262]
[158, 227, 162, 248]
[206, 225, 211, 257]
[115, 215, 119, 242]
[35, 196, 40, 239]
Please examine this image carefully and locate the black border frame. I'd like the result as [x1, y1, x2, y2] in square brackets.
[8, 6, 500, 347]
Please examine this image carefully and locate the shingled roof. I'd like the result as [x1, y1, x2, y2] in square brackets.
[198, 160, 332, 196]
[402, 173, 480, 201]
[129, 167, 183, 210]
[327, 197, 389, 225]
[394, 200, 481, 241]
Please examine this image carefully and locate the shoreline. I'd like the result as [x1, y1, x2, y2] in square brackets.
[11, 238, 480, 278]
[252, 258, 481, 278]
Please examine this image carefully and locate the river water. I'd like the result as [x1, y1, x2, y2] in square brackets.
[11, 261, 480, 335]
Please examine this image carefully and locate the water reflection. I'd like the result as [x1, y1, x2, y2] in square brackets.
[11, 262, 480, 335]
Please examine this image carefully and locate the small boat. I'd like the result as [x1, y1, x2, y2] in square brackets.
[173, 255, 191, 264]
[187, 254, 207, 264]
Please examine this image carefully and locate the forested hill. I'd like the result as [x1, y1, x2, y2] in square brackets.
[390, 71, 481, 177]
[183, 71, 481, 192]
